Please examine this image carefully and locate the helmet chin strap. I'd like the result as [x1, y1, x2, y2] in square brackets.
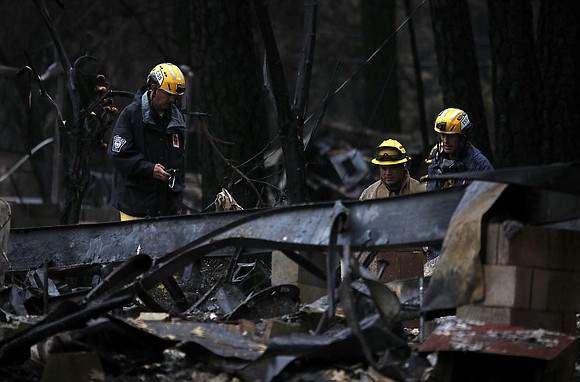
[149, 85, 162, 115]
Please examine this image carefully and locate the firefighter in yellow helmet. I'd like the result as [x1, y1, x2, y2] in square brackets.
[359, 139, 425, 200]
[108, 63, 188, 221]
[425, 107, 493, 191]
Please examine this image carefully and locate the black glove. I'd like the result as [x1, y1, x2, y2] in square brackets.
[438, 158, 466, 173]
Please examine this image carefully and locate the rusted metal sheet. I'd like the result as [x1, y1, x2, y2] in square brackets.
[107, 312, 416, 382]
[419, 319, 577, 361]
[113, 318, 267, 361]
[7, 186, 467, 271]
[8, 162, 580, 273]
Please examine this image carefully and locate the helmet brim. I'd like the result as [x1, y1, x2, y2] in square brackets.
[371, 157, 409, 166]
[159, 88, 185, 96]
[434, 128, 461, 134]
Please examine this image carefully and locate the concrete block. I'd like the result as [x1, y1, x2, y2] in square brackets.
[486, 222, 580, 271]
[482, 265, 532, 309]
[531, 269, 580, 312]
[457, 304, 577, 334]
[271, 250, 326, 304]
[483, 222, 500, 265]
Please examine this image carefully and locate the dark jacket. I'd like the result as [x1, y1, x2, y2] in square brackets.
[426, 142, 493, 191]
[108, 87, 186, 217]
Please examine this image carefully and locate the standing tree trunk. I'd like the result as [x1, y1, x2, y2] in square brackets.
[430, 0, 493, 162]
[536, 0, 580, 164]
[405, 0, 429, 153]
[0, 199, 10, 288]
[192, 1, 269, 209]
[488, 0, 541, 166]
[34, 0, 83, 225]
[361, 0, 400, 132]
[60, 121, 90, 224]
[252, 0, 318, 205]
[488, 0, 580, 166]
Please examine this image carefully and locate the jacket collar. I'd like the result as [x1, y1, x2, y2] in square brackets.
[140, 91, 186, 130]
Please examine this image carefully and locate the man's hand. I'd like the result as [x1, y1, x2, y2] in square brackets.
[153, 163, 171, 182]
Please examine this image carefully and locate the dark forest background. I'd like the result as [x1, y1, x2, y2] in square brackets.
[0, 0, 578, 225]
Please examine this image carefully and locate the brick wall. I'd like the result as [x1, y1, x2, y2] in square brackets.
[457, 221, 580, 334]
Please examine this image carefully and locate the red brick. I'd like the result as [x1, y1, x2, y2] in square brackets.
[375, 247, 424, 283]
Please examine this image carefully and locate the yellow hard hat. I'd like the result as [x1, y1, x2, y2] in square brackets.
[371, 139, 410, 166]
[434, 108, 472, 135]
[147, 63, 186, 95]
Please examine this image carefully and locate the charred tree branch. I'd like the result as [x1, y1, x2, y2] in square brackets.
[253, 0, 309, 204]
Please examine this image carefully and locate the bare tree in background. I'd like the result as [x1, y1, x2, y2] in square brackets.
[488, 0, 580, 166]
[360, 0, 400, 132]
[405, 0, 429, 153]
[535, 0, 580, 164]
[488, 0, 541, 166]
[252, 0, 318, 204]
[429, 0, 493, 162]
[30, 0, 126, 224]
[190, 1, 269, 210]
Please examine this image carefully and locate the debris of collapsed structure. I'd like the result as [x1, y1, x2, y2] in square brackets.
[419, 318, 578, 382]
[0, 163, 579, 381]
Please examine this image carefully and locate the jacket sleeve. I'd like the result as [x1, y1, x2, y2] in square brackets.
[108, 108, 154, 179]
[472, 153, 494, 172]
[359, 180, 380, 200]
[425, 161, 437, 191]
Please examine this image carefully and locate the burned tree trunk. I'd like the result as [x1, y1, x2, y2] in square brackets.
[59, 118, 91, 225]
[253, 0, 318, 204]
[535, 0, 580, 164]
[34, 0, 83, 225]
[488, 0, 541, 167]
[0, 199, 9, 288]
[405, 0, 429, 153]
[488, 0, 580, 166]
[361, 0, 400, 132]
[190, 1, 269, 209]
[430, 0, 493, 162]
[33, 0, 121, 225]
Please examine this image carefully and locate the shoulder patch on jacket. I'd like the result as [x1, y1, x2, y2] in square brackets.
[112, 135, 127, 153]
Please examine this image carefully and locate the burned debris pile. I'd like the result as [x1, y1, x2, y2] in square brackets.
[1, 163, 579, 381]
